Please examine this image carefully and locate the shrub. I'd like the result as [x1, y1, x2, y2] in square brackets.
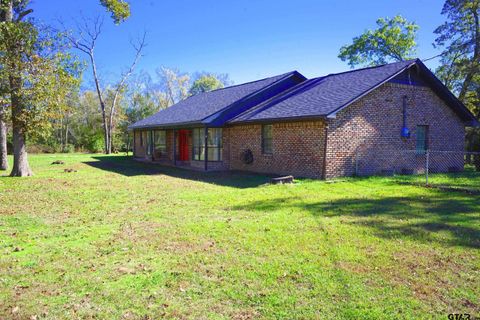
[63, 144, 75, 153]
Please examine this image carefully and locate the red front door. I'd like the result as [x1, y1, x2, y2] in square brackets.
[178, 130, 189, 161]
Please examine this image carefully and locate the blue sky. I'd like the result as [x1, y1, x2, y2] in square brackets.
[32, 0, 446, 87]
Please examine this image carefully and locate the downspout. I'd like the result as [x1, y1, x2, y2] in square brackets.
[322, 120, 328, 180]
[151, 130, 155, 161]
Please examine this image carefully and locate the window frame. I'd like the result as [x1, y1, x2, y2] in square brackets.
[416, 125, 429, 154]
[146, 131, 153, 155]
[153, 130, 167, 155]
[192, 128, 204, 161]
[261, 124, 273, 155]
[192, 128, 223, 162]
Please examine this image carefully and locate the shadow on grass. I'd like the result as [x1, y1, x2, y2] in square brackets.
[83, 155, 270, 188]
[232, 193, 480, 248]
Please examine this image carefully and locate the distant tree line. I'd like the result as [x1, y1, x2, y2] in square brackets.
[41, 68, 229, 155]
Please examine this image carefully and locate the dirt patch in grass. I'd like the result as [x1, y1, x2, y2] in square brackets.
[384, 248, 479, 313]
[337, 261, 372, 274]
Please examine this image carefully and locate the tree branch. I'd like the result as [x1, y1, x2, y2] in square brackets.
[15, 8, 33, 22]
[108, 32, 147, 151]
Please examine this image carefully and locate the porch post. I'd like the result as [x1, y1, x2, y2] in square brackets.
[204, 126, 208, 171]
[151, 130, 155, 161]
[173, 129, 177, 166]
[132, 131, 135, 157]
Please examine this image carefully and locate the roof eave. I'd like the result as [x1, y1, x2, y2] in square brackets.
[128, 120, 205, 131]
[230, 114, 327, 125]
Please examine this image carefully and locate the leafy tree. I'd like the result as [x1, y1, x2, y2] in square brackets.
[434, 0, 480, 159]
[0, 21, 80, 176]
[70, 91, 105, 152]
[434, 0, 479, 107]
[99, 0, 130, 24]
[189, 74, 225, 96]
[0, 0, 13, 171]
[0, 0, 132, 176]
[339, 15, 419, 68]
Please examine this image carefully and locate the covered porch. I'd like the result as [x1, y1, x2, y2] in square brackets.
[132, 127, 226, 171]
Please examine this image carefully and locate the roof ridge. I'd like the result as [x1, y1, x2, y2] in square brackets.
[229, 77, 327, 122]
[321, 59, 418, 78]
[197, 70, 299, 94]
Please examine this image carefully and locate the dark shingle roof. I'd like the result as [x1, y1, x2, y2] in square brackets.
[129, 59, 478, 129]
[231, 60, 417, 123]
[128, 71, 300, 129]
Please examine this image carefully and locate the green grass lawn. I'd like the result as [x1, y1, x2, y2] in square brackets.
[0, 154, 479, 319]
[394, 166, 480, 192]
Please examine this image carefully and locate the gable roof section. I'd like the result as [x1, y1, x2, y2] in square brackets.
[230, 60, 416, 123]
[230, 59, 478, 126]
[128, 71, 306, 129]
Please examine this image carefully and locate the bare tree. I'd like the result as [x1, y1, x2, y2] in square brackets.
[156, 67, 190, 105]
[66, 16, 146, 154]
[107, 33, 145, 153]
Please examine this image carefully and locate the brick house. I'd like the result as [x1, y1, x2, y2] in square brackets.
[128, 59, 478, 179]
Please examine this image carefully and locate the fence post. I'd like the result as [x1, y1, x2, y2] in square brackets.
[425, 150, 429, 186]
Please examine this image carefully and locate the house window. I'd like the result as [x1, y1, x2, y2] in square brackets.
[208, 128, 223, 161]
[192, 128, 204, 161]
[146, 131, 153, 155]
[192, 128, 223, 161]
[262, 124, 273, 154]
[154, 130, 167, 154]
[139, 131, 144, 146]
[416, 125, 428, 154]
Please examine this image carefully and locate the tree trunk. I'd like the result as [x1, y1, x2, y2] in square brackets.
[101, 105, 110, 154]
[10, 120, 32, 176]
[65, 120, 69, 148]
[87, 52, 111, 154]
[107, 110, 114, 154]
[5, 0, 31, 177]
[0, 0, 12, 171]
[9, 77, 32, 177]
[0, 115, 7, 170]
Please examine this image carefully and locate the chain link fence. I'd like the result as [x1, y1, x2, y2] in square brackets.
[354, 149, 480, 191]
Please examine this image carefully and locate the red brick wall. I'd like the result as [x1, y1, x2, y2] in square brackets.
[228, 121, 327, 178]
[324, 83, 466, 178]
